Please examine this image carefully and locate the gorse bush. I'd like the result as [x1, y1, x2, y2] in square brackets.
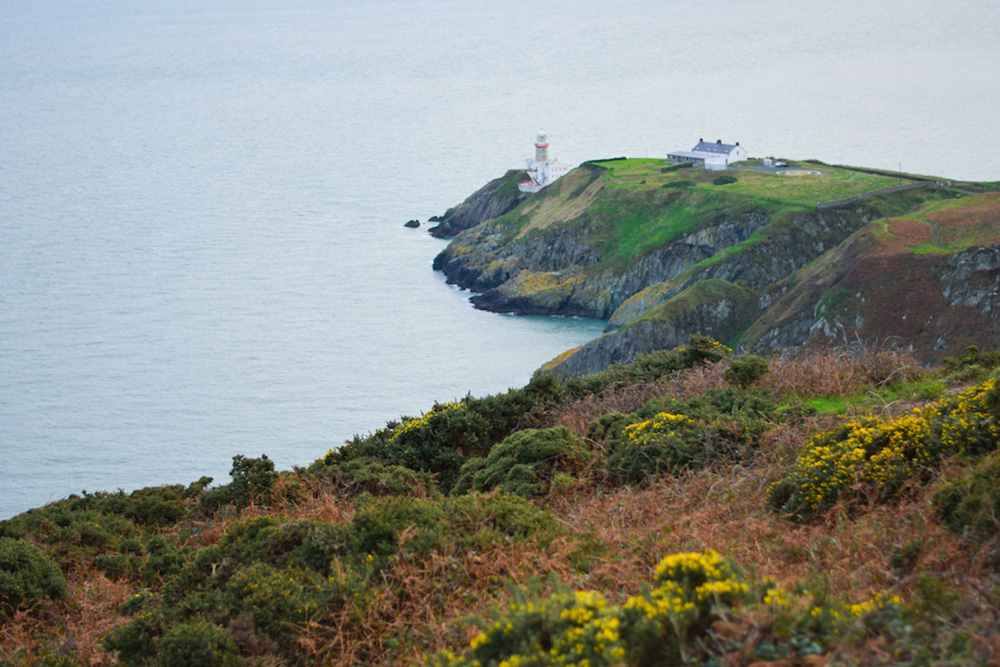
[320, 375, 567, 494]
[768, 379, 1000, 520]
[723, 354, 770, 388]
[932, 450, 1000, 544]
[0, 537, 66, 618]
[157, 619, 244, 667]
[601, 387, 776, 485]
[604, 412, 702, 484]
[309, 456, 437, 498]
[712, 174, 738, 186]
[429, 550, 907, 667]
[942, 344, 1000, 376]
[103, 492, 562, 665]
[453, 427, 587, 497]
[229, 454, 278, 508]
[429, 550, 751, 667]
[225, 563, 355, 649]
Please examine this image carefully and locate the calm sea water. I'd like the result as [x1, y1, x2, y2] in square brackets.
[2, 0, 998, 519]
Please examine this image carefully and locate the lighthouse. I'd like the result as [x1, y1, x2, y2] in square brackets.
[518, 130, 572, 194]
[534, 132, 550, 162]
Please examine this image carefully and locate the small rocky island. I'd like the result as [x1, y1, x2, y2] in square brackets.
[430, 156, 1000, 375]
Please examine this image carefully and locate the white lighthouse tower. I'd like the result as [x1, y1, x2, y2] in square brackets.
[518, 131, 572, 194]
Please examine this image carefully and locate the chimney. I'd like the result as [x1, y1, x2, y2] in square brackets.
[736, 141, 739, 146]
[699, 138, 703, 143]
[717, 139, 722, 144]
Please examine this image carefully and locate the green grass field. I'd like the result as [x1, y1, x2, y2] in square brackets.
[591, 158, 903, 207]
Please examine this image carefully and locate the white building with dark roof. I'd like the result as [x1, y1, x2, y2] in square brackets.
[668, 139, 748, 170]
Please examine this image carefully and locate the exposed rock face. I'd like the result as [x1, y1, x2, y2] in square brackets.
[437, 211, 770, 319]
[551, 281, 759, 376]
[938, 244, 1000, 314]
[427, 170, 530, 238]
[742, 241, 1000, 363]
[608, 207, 878, 327]
[433, 225, 601, 294]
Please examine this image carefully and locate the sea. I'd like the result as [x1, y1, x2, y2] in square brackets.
[2, 0, 998, 519]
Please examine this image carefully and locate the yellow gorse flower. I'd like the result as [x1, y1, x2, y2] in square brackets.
[774, 379, 1000, 516]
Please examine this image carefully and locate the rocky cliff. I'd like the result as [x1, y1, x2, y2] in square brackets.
[742, 197, 1000, 362]
[432, 158, 999, 374]
[427, 169, 530, 238]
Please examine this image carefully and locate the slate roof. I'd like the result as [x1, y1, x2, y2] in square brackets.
[666, 151, 702, 160]
[692, 141, 740, 155]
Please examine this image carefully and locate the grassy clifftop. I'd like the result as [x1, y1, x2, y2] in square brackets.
[483, 158, 905, 270]
[3, 340, 1000, 665]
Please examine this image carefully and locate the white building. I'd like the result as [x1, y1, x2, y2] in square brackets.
[518, 131, 573, 193]
[667, 139, 748, 170]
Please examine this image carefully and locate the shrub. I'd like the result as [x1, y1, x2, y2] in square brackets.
[381, 402, 490, 492]
[659, 162, 693, 173]
[0, 537, 66, 618]
[768, 379, 1000, 520]
[453, 427, 588, 497]
[346, 496, 446, 565]
[311, 456, 437, 498]
[932, 451, 1000, 543]
[158, 619, 244, 667]
[215, 517, 345, 577]
[316, 376, 566, 495]
[713, 174, 738, 185]
[429, 550, 920, 667]
[585, 412, 631, 443]
[602, 388, 775, 485]
[723, 355, 770, 388]
[140, 535, 191, 585]
[197, 485, 233, 514]
[226, 563, 355, 648]
[343, 494, 561, 567]
[604, 411, 703, 484]
[229, 455, 278, 508]
[428, 550, 752, 667]
[103, 612, 161, 665]
[444, 493, 562, 550]
[943, 345, 1000, 376]
[122, 486, 187, 526]
[183, 476, 214, 498]
[661, 180, 695, 189]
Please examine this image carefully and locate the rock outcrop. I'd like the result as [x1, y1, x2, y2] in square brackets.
[427, 170, 530, 238]
[552, 280, 759, 376]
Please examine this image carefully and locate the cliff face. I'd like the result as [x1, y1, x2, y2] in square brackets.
[427, 170, 530, 238]
[552, 280, 759, 376]
[743, 241, 1000, 363]
[432, 158, 999, 375]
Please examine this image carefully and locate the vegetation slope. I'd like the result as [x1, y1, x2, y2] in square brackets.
[4, 340, 1000, 666]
